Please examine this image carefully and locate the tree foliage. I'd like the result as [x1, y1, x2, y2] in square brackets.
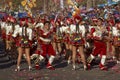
[0, 0, 108, 12]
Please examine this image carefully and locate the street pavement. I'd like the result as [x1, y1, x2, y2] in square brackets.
[0, 39, 120, 80]
[0, 58, 120, 80]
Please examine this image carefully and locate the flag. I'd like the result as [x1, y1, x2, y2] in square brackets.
[67, 0, 74, 6]
[107, 0, 112, 4]
[60, 0, 64, 9]
[21, 0, 27, 7]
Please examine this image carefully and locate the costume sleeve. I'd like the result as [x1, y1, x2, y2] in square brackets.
[12, 25, 19, 37]
[28, 28, 33, 40]
[79, 25, 86, 37]
[90, 28, 95, 35]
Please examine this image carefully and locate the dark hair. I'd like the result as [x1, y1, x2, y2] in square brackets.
[24, 23, 28, 28]
[44, 21, 50, 25]
[98, 17, 104, 22]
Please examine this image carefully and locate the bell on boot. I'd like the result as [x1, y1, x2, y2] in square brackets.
[99, 63, 108, 71]
[87, 63, 91, 70]
[46, 62, 55, 70]
[35, 64, 40, 70]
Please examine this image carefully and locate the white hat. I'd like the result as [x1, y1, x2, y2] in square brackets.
[35, 23, 44, 28]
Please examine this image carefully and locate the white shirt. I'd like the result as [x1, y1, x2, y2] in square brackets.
[12, 27, 32, 40]
[60, 25, 69, 33]
[1, 22, 6, 29]
[70, 24, 86, 37]
[112, 27, 120, 36]
[5, 24, 13, 35]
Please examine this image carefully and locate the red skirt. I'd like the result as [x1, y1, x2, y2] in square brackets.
[54, 37, 63, 43]
[16, 38, 32, 48]
[71, 39, 84, 46]
[1, 31, 6, 39]
[64, 36, 70, 44]
[6, 35, 12, 41]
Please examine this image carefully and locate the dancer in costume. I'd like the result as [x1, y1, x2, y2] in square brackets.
[13, 18, 32, 71]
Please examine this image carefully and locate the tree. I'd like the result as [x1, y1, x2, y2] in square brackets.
[87, 0, 92, 9]
[78, 0, 107, 9]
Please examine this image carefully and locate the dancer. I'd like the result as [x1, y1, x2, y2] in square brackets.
[13, 18, 32, 71]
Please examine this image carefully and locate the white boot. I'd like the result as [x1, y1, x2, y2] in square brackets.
[72, 65, 76, 70]
[39, 55, 45, 62]
[49, 55, 55, 64]
[99, 55, 107, 70]
[31, 54, 38, 60]
[46, 55, 55, 70]
[100, 55, 106, 65]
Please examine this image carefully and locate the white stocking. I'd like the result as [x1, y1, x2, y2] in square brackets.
[49, 55, 55, 64]
[101, 55, 106, 65]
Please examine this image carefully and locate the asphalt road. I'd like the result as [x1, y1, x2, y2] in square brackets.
[0, 39, 120, 80]
[0, 58, 120, 80]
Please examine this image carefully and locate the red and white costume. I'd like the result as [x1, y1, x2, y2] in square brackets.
[12, 25, 32, 48]
[112, 23, 120, 62]
[69, 24, 85, 46]
[61, 25, 70, 44]
[5, 23, 13, 41]
[88, 25, 107, 70]
[112, 24, 120, 46]
[35, 26, 56, 70]
[39, 29, 55, 57]
[0, 21, 6, 40]
[53, 25, 63, 43]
